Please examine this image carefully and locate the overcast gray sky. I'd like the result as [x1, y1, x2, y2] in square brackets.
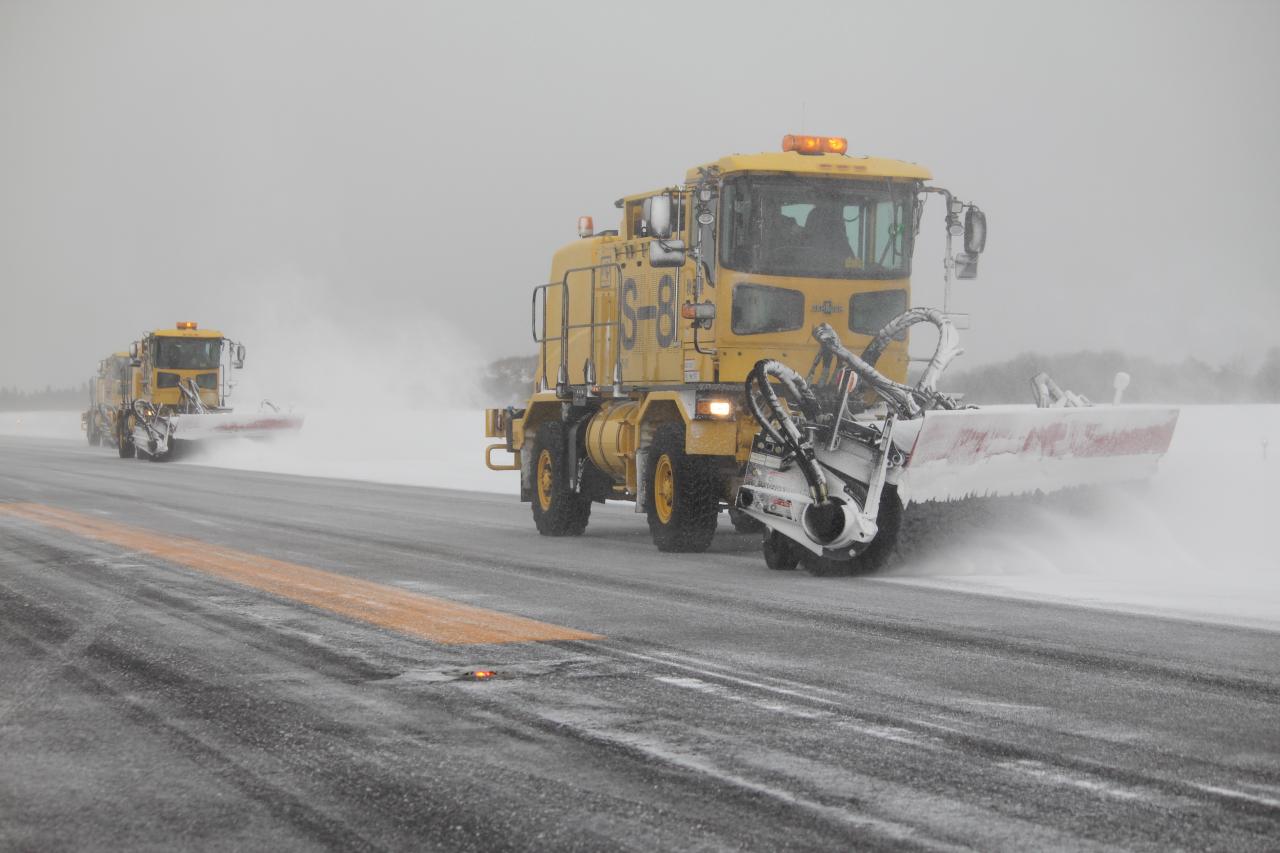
[2, 0, 1278, 392]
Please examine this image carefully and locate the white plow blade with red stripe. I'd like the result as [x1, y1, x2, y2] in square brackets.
[894, 405, 1180, 505]
[171, 412, 305, 441]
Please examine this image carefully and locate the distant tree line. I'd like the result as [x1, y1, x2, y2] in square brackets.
[941, 346, 1280, 405]
[0, 383, 90, 411]
[480, 347, 1280, 407]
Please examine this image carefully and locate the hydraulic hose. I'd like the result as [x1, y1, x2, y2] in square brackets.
[744, 359, 828, 504]
[812, 308, 962, 419]
[180, 379, 208, 414]
[858, 307, 962, 393]
[131, 399, 164, 443]
[811, 324, 922, 418]
[744, 310, 964, 516]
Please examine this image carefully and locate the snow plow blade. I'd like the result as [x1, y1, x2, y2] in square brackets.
[893, 404, 1180, 505]
[170, 412, 305, 441]
[737, 313, 1183, 574]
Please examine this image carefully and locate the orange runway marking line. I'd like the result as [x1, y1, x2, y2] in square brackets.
[0, 502, 601, 645]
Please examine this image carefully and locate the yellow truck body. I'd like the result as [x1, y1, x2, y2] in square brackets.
[487, 138, 964, 552]
[96, 321, 297, 461]
[82, 352, 131, 445]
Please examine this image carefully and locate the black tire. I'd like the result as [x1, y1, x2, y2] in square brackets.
[761, 530, 801, 570]
[729, 507, 766, 534]
[530, 421, 591, 536]
[854, 487, 904, 573]
[117, 419, 135, 459]
[645, 422, 719, 553]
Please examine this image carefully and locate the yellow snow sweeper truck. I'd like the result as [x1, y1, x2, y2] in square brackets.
[484, 135, 1178, 573]
[82, 352, 132, 447]
[114, 321, 302, 460]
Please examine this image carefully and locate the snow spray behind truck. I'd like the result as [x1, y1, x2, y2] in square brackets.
[484, 135, 1178, 574]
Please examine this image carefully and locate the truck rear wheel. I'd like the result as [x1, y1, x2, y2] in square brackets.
[645, 422, 718, 553]
[531, 421, 591, 536]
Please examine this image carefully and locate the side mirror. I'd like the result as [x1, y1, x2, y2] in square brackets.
[955, 252, 979, 280]
[649, 238, 686, 267]
[644, 195, 674, 239]
[129, 342, 139, 359]
[234, 344, 246, 369]
[964, 206, 987, 255]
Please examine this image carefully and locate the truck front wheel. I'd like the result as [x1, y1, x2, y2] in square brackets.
[645, 422, 718, 553]
[116, 417, 135, 459]
[530, 421, 591, 536]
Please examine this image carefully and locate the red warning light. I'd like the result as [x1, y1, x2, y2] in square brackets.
[469, 670, 496, 680]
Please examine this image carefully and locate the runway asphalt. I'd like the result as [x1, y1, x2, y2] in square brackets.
[2, 435, 1277, 851]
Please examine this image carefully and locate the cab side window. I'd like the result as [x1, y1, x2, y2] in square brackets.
[626, 200, 647, 239]
[626, 195, 686, 240]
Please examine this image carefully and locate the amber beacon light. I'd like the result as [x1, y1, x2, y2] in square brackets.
[782, 134, 848, 155]
[176, 321, 198, 330]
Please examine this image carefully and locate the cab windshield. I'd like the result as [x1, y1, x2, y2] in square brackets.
[720, 176, 915, 280]
[153, 337, 222, 370]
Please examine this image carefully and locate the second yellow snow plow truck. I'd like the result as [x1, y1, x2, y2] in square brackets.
[115, 321, 302, 461]
[82, 352, 132, 447]
[485, 135, 1179, 574]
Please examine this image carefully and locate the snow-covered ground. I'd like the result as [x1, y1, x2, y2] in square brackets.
[4, 405, 1277, 629]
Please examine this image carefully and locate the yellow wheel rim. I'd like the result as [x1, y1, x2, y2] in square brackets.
[536, 449, 554, 511]
[654, 454, 675, 524]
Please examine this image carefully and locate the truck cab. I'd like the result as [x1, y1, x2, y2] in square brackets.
[128, 322, 244, 413]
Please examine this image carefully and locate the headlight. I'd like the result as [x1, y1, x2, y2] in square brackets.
[695, 398, 733, 418]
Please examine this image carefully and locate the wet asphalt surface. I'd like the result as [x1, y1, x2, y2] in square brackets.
[1, 435, 1278, 851]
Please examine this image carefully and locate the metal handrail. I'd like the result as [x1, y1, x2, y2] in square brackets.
[530, 262, 625, 392]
